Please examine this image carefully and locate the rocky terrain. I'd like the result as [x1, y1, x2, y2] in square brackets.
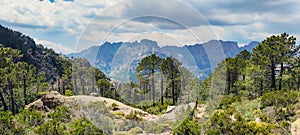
[26, 91, 203, 134]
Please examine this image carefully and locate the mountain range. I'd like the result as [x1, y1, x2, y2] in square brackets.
[69, 39, 259, 82]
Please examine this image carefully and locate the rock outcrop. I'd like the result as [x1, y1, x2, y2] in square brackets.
[25, 91, 68, 111]
[291, 110, 300, 135]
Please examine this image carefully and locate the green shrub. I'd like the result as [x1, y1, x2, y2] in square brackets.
[114, 111, 124, 116]
[218, 96, 241, 109]
[173, 118, 201, 135]
[246, 121, 276, 134]
[206, 109, 278, 134]
[110, 103, 119, 111]
[64, 90, 74, 96]
[114, 111, 124, 119]
[129, 127, 143, 134]
[15, 109, 44, 127]
[48, 106, 70, 123]
[70, 118, 105, 135]
[261, 90, 298, 108]
[0, 111, 15, 134]
[34, 119, 68, 135]
[125, 111, 142, 121]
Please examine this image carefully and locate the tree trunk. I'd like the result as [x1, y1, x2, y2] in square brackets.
[271, 61, 276, 90]
[151, 69, 155, 106]
[9, 81, 15, 115]
[101, 85, 104, 97]
[92, 80, 95, 93]
[160, 74, 164, 105]
[23, 76, 27, 105]
[227, 71, 231, 95]
[297, 75, 300, 91]
[62, 84, 66, 95]
[58, 79, 61, 94]
[80, 77, 85, 95]
[73, 74, 77, 94]
[260, 79, 263, 97]
[0, 90, 8, 111]
[172, 75, 175, 105]
[279, 62, 284, 90]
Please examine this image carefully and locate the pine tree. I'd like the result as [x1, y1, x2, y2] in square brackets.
[161, 57, 181, 105]
[136, 54, 163, 106]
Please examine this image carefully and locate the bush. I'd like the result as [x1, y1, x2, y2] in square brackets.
[34, 119, 68, 135]
[206, 109, 277, 134]
[125, 111, 142, 121]
[64, 90, 74, 96]
[114, 111, 124, 116]
[261, 90, 298, 108]
[246, 121, 276, 134]
[0, 111, 16, 134]
[15, 109, 44, 127]
[218, 96, 241, 109]
[70, 118, 105, 135]
[110, 103, 119, 111]
[48, 106, 71, 123]
[173, 118, 201, 135]
[129, 127, 143, 134]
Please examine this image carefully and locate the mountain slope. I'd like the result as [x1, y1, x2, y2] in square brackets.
[70, 39, 259, 81]
[0, 24, 71, 81]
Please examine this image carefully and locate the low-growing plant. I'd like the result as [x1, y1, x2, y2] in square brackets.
[218, 95, 241, 109]
[110, 103, 119, 111]
[64, 90, 74, 96]
[261, 90, 298, 108]
[173, 117, 201, 135]
[125, 111, 142, 121]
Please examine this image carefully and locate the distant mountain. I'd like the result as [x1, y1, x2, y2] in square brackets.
[69, 39, 259, 81]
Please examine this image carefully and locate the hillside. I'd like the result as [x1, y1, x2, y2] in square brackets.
[0, 24, 71, 82]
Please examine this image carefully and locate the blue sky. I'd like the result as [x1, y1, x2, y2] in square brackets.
[1, 0, 300, 54]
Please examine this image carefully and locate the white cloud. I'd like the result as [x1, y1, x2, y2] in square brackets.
[1, 0, 300, 52]
[34, 38, 74, 54]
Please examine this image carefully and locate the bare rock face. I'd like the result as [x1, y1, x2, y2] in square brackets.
[41, 91, 66, 109]
[25, 91, 67, 111]
[166, 106, 176, 113]
[25, 99, 47, 111]
[291, 110, 300, 135]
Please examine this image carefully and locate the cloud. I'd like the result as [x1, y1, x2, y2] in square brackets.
[34, 38, 74, 54]
[122, 0, 209, 29]
[1, 0, 300, 52]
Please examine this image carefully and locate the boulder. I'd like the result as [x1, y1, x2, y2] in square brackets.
[41, 91, 67, 109]
[291, 119, 300, 135]
[166, 106, 176, 113]
[25, 91, 67, 111]
[25, 99, 48, 111]
[291, 110, 300, 135]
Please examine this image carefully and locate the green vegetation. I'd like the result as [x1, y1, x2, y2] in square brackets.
[173, 117, 201, 135]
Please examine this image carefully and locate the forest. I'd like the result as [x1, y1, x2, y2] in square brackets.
[1, 23, 300, 134]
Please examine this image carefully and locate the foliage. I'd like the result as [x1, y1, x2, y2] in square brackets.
[125, 111, 142, 121]
[64, 89, 74, 96]
[173, 118, 201, 135]
[218, 95, 241, 109]
[206, 109, 277, 135]
[110, 103, 119, 111]
[15, 109, 44, 127]
[70, 118, 105, 135]
[261, 90, 298, 108]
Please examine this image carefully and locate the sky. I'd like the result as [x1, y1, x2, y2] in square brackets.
[1, 0, 300, 54]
